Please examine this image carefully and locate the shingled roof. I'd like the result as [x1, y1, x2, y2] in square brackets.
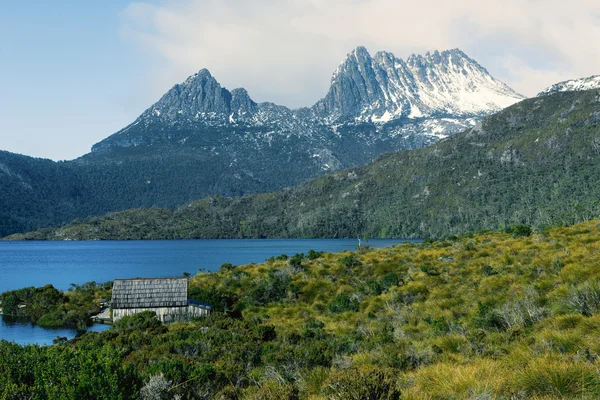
[111, 278, 188, 309]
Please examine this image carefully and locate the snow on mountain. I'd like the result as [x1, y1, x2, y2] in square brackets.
[313, 47, 525, 123]
[537, 75, 600, 97]
[93, 46, 524, 156]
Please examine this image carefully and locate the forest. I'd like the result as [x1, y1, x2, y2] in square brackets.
[8, 89, 600, 241]
[2, 220, 600, 399]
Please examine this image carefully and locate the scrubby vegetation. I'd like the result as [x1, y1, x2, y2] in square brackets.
[2, 220, 600, 398]
[0, 282, 111, 330]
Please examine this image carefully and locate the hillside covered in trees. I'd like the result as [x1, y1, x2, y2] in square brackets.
[2, 220, 600, 398]
[9, 88, 600, 241]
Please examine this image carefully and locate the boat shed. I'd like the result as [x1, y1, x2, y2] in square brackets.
[111, 278, 211, 323]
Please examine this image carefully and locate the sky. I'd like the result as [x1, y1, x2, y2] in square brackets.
[1, 0, 600, 161]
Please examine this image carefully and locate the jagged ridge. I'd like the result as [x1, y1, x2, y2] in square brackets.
[92, 47, 524, 153]
[313, 47, 524, 122]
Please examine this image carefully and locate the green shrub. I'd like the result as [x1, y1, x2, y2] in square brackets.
[472, 301, 504, 330]
[420, 265, 440, 276]
[506, 225, 532, 238]
[244, 270, 292, 306]
[301, 319, 326, 339]
[112, 311, 162, 331]
[37, 311, 64, 328]
[481, 265, 497, 276]
[464, 240, 477, 251]
[289, 253, 304, 268]
[367, 272, 403, 295]
[189, 286, 235, 311]
[381, 272, 402, 288]
[1, 294, 18, 316]
[340, 255, 361, 268]
[430, 316, 450, 335]
[220, 263, 235, 271]
[306, 250, 324, 260]
[328, 293, 360, 314]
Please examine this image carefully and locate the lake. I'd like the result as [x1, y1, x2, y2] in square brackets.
[0, 239, 415, 293]
[0, 318, 110, 346]
[0, 238, 416, 345]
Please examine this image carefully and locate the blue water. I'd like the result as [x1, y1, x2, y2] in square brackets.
[0, 318, 110, 346]
[0, 238, 416, 344]
[0, 239, 415, 293]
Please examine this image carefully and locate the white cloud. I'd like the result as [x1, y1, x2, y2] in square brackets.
[121, 0, 600, 108]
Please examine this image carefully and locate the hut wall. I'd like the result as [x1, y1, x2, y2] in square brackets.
[113, 305, 210, 324]
[188, 304, 211, 318]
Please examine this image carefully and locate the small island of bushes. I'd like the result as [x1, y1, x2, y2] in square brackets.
[1, 282, 111, 331]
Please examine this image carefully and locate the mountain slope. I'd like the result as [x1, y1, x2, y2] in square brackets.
[538, 75, 600, 96]
[11, 88, 600, 240]
[0, 47, 523, 237]
[0, 152, 85, 236]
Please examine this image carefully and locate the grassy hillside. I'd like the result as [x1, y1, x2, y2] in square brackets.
[8, 89, 600, 241]
[2, 220, 600, 398]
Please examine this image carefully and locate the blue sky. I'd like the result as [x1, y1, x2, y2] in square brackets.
[1, 1, 599, 160]
[0, 2, 154, 160]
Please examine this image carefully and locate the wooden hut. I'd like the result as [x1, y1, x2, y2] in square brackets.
[111, 278, 211, 323]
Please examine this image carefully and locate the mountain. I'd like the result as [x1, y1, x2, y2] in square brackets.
[0, 47, 523, 237]
[11, 88, 600, 240]
[313, 47, 521, 122]
[538, 75, 600, 96]
[91, 48, 523, 159]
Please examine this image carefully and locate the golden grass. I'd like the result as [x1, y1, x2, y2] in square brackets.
[189, 220, 600, 399]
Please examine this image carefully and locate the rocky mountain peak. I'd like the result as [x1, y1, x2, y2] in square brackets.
[186, 68, 213, 81]
[319, 46, 384, 120]
[351, 45, 370, 57]
[331, 46, 373, 79]
[133, 46, 523, 129]
[97, 46, 525, 159]
[230, 88, 258, 115]
[143, 68, 231, 120]
[139, 69, 262, 122]
[314, 47, 524, 123]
